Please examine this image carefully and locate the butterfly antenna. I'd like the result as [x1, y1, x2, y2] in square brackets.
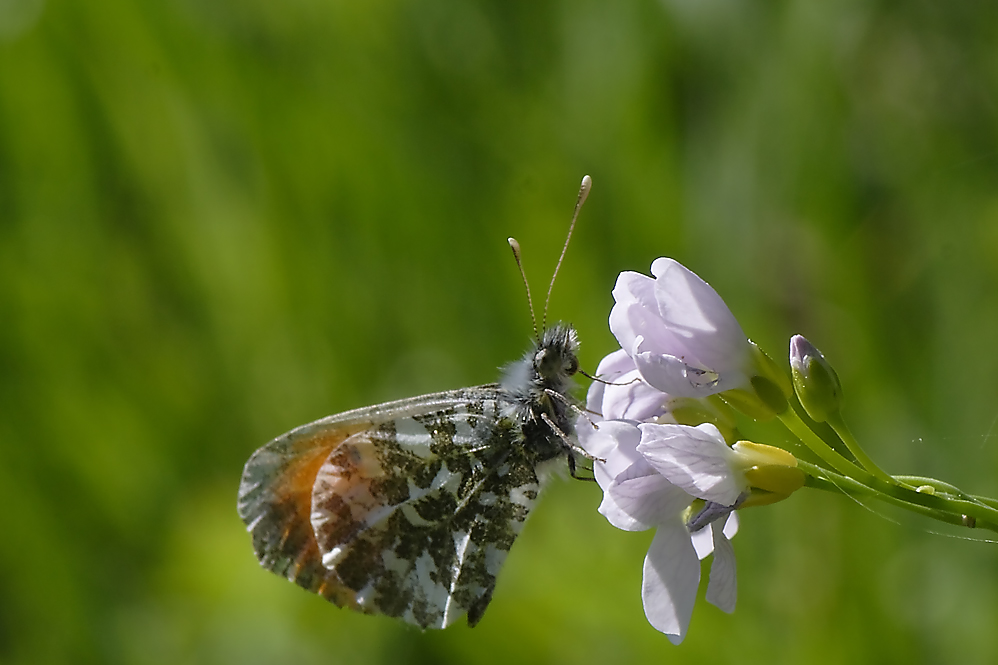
[578, 368, 640, 386]
[507, 237, 539, 341]
[542, 174, 591, 331]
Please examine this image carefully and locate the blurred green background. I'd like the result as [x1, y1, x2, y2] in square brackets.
[2, 0, 998, 663]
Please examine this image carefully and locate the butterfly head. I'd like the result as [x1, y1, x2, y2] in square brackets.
[500, 322, 580, 416]
[533, 324, 580, 388]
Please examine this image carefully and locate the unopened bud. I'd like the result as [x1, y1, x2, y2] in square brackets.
[789, 334, 842, 423]
[667, 396, 739, 442]
[750, 341, 793, 400]
[717, 387, 779, 421]
[720, 342, 792, 420]
[730, 440, 805, 508]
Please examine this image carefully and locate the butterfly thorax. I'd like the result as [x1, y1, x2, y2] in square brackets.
[499, 323, 580, 460]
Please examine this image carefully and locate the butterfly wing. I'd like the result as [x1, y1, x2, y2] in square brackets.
[237, 386, 547, 629]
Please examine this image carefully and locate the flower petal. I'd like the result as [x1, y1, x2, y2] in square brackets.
[649, 257, 747, 359]
[610, 271, 659, 354]
[722, 511, 739, 539]
[598, 491, 653, 532]
[631, 342, 716, 398]
[705, 527, 737, 614]
[598, 347, 638, 376]
[637, 423, 746, 506]
[591, 418, 696, 532]
[690, 522, 715, 560]
[604, 459, 693, 529]
[613, 268, 659, 306]
[585, 349, 636, 414]
[643, 257, 750, 392]
[642, 518, 701, 644]
[601, 368, 670, 421]
[691, 513, 740, 562]
[579, 420, 642, 489]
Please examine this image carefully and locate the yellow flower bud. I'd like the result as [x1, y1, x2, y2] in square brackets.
[729, 441, 805, 508]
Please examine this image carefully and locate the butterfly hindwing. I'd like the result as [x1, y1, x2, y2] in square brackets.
[238, 386, 548, 629]
[237, 412, 370, 608]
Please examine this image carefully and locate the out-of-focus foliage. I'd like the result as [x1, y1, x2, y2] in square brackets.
[2, 0, 997, 663]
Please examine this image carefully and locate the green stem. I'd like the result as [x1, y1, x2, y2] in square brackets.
[826, 412, 897, 486]
[776, 407, 998, 524]
[971, 495, 998, 510]
[798, 462, 998, 534]
[887, 485, 998, 526]
[809, 419, 859, 464]
[893, 475, 990, 506]
[778, 408, 875, 483]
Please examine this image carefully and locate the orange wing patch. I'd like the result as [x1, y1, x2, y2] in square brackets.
[238, 419, 376, 611]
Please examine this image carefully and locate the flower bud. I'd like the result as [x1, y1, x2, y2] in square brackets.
[731, 441, 805, 508]
[717, 343, 793, 421]
[789, 335, 842, 423]
[749, 341, 793, 401]
[667, 396, 739, 443]
[716, 388, 779, 422]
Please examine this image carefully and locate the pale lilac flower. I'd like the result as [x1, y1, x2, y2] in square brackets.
[609, 257, 751, 398]
[586, 349, 672, 422]
[581, 258, 803, 640]
[579, 420, 747, 643]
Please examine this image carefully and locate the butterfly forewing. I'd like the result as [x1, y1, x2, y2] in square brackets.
[238, 386, 549, 629]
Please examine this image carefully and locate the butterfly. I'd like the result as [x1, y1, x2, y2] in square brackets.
[237, 176, 594, 629]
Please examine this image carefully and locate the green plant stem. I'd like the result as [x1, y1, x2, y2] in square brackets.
[825, 412, 897, 486]
[798, 461, 998, 534]
[894, 475, 990, 506]
[887, 484, 998, 525]
[777, 408, 998, 525]
[778, 408, 874, 483]
[809, 419, 859, 464]
[971, 495, 998, 510]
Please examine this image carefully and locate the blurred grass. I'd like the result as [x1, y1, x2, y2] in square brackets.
[2, 0, 998, 663]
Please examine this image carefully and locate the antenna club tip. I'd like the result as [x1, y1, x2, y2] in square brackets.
[507, 237, 521, 251]
[577, 175, 592, 206]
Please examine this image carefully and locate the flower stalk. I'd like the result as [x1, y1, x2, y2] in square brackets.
[799, 462, 998, 533]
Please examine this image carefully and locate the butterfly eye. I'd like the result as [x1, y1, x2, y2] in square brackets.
[566, 357, 579, 375]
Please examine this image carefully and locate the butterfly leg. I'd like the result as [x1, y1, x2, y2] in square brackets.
[566, 451, 597, 482]
[539, 412, 602, 482]
[542, 388, 599, 429]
